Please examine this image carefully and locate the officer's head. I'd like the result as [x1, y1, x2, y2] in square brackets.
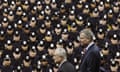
[56, 39, 64, 48]
[111, 22, 119, 30]
[7, 25, 14, 35]
[98, 1, 104, 12]
[113, 2, 119, 13]
[29, 46, 37, 58]
[76, 15, 84, 26]
[29, 32, 37, 42]
[2, 17, 8, 28]
[61, 15, 67, 26]
[44, 5, 51, 15]
[101, 42, 109, 56]
[22, 0, 29, 10]
[37, 40, 45, 51]
[30, 17, 36, 28]
[45, 31, 52, 42]
[54, 24, 62, 35]
[69, 10, 75, 21]
[37, 1, 43, 11]
[17, 20, 23, 29]
[92, 8, 99, 17]
[83, 4, 89, 14]
[3, 0, 8, 7]
[22, 12, 28, 22]
[70, 22, 77, 32]
[40, 54, 48, 66]
[97, 28, 105, 39]
[13, 31, 20, 42]
[0, 30, 5, 41]
[110, 34, 119, 45]
[66, 42, 74, 54]
[23, 24, 30, 34]
[48, 43, 55, 56]
[23, 55, 31, 67]
[5, 40, 13, 50]
[21, 40, 28, 51]
[8, 10, 14, 22]
[39, 24, 46, 34]
[61, 28, 69, 40]
[73, 36, 80, 48]
[13, 48, 21, 59]
[51, 0, 57, 9]
[16, 6, 23, 16]
[60, 4, 66, 13]
[44, 16, 51, 28]
[76, 0, 83, 9]
[3, 55, 11, 66]
[110, 59, 119, 72]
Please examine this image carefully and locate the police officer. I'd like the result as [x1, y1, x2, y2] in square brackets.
[40, 54, 54, 72]
[22, 55, 32, 72]
[1, 55, 13, 72]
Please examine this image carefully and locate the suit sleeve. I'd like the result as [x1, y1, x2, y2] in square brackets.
[86, 51, 100, 72]
[60, 63, 76, 72]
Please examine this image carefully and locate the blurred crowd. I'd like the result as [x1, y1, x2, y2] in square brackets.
[0, 0, 120, 72]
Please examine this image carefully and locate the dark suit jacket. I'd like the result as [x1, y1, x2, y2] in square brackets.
[79, 43, 101, 72]
[58, 61, 76, 72]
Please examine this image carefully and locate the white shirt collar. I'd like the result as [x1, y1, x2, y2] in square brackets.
[86, 42, 94, 51]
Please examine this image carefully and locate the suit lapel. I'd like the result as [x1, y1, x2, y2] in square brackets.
[81, 44, 95, 63]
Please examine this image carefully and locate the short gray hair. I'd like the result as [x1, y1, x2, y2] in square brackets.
[80, 29, 95, 41]
[55, 48, 67, 59]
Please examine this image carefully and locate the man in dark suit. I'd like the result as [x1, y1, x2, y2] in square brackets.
[53, 48, 76, 72]
[79, 29, 101, 72]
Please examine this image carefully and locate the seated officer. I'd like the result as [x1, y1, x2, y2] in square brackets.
[61, 28, 69, 41]
[22, 55, 32, 72]
[13, 65, 22, 72]
[109, 34, 120, 58]
[37, 40, 47, 55]
[38, 24, 46, 40]
[4, 40, 13, 56]
[66, 42, 75, 65]
[29, 31, 37, 43]
[21, 12, 28, 22]
[12, 48, 22, 68]
[53, 24, 62, 43]
[13, 30, 21, 42]
[1, 55, 13, 72]
[0, 30, 5, 41]
[56, 39, 64, 48]
[44, 31, 53, 49]
[6, 25, 14, 36]
[96, 28, 106, 49]
[2, 17, 9, 28]
[40, 54, 53, 72]
[115, 52, 120, 66]
[75, 15, 84, 32]
[110, 59, 119, 72]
